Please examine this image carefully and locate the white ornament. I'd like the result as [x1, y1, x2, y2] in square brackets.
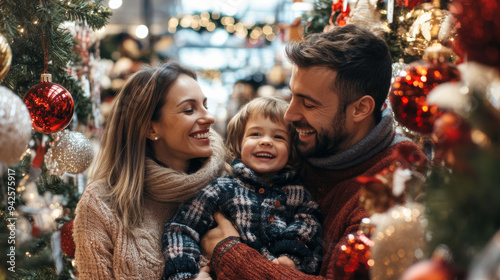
[0, 86, 32, 164]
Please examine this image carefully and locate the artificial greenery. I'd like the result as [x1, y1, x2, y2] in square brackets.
[0, 0, 110, 279]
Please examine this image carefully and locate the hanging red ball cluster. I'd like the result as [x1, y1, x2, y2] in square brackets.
[390, 58, 461, 135]
[23, 73, 74, 134]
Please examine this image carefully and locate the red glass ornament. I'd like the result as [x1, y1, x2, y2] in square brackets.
[336, 218, 374, 274]
[60, 219, 76, 258]
[433, 112, 472, 148]
[432, 112, 475, 171]
[390, 57, 460, 135]
[452, 0, 500, 71]
[23, 73, 74, 134]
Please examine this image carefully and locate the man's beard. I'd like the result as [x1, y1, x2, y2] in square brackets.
[296, 111, 348, 158]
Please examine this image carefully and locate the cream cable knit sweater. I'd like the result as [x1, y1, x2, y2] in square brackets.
[74, 132, 225, 279]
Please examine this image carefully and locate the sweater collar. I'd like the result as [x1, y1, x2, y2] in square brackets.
[231, 159, 297, 190]
[143, 130, 226, 203]
[306, 107, 395, 170]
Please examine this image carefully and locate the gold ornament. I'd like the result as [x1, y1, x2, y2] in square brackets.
[0, 34, 12, 81]
[405, 0, 455, 56]
[369, 203, 426, 280]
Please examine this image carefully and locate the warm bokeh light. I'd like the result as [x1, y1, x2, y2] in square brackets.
[108, 0, 122, 9]
[135, 25, 149, 39]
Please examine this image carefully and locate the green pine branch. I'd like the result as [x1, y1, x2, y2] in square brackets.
[0, 0, 110, 124]
[0, 1, 110, 278]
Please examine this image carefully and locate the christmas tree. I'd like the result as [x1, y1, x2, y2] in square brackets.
[303, 0, 500, 278]
[0, 0, 110, 279]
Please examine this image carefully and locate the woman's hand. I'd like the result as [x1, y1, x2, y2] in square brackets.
[190, 266, 212, 280]
[272, 256, 296, 269]
[200, 212, 240, 259]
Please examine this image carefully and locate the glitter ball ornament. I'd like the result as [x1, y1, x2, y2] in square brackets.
[45, 131, 94, 175]
[336, 218, 375, 274]
[23, 73, 74, 134]
[390, 45, 461, 135]
[0, 33, 12, 81]
[60, 219, 76, 258]
[0, 86, 32, 164]
[369, 203, 426, 280]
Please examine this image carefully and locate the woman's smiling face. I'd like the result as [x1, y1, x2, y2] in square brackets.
[150, 74, 215, 171]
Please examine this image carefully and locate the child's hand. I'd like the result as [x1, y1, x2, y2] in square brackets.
[272, 256, 296, 269]
[190, 266, 212, 280]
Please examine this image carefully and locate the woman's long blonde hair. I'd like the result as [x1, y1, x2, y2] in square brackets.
[89, 61, 197, 232]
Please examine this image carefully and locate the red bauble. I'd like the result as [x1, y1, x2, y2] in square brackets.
[23, 74, 74, 134]
[451, 0, 500, 71]
[390, 59, 461, 135]
[336, 219, 374, 275]
[433, 112, 472, 148]
[400, 260, 455, 280]
[60, 219, 76, 258]
[433, 112, 476, 171]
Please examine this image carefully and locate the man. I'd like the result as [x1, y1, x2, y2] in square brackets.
[201, 24, 426, 279]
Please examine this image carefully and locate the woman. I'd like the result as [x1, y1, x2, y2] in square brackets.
[74, 62, 225, 279]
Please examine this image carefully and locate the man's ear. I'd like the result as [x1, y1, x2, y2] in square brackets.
[351, 95, 375, 123]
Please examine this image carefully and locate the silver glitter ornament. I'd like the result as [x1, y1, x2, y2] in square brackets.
[392, 58, 408, 81]
[45, 131, 94, 175]
[0, 86, 32, 164]
[369, 202, 427, 280]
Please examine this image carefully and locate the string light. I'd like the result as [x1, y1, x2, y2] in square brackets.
[206, 22, 216, 32]
[174, 12, 279, 42]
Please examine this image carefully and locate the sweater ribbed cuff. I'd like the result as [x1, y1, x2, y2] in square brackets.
[271, 239, 310, 258]
[210, 236, 241, 275]
[162, 257, 198, 280]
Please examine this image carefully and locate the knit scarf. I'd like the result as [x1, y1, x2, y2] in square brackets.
[143, 130, 226, 203]
[307, 108, 405, 170]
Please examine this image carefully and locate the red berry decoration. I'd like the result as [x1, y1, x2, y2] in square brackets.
[390, 48, 461, 135]
[60, 219, 76, 258]
[23, 73, 74, 134]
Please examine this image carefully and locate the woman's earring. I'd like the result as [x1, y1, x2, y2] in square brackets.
[154, 137, 158, 141]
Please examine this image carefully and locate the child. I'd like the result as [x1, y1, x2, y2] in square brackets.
[161, 97, 322, 280]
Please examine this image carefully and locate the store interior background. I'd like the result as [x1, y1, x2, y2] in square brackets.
[96, 0, 307, 134]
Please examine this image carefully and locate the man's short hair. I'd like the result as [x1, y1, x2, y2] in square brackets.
[285, 24, 392, 123]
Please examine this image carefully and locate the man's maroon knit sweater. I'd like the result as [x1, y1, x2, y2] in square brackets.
[209, 139, 426, 280]
[209, 108, 426, 280]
